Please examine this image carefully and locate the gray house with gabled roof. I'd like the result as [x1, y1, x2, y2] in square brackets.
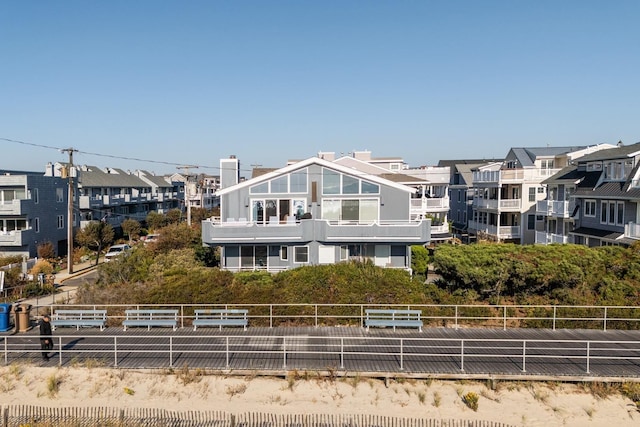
[202, 156, 430, 272]
[543, 141, 640, 247]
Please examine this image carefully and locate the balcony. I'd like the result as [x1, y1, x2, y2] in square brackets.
[535, 231, 569, 244]
[0, 199, 27, 215]
[536, 200, 571, 218]
[473, 198, 521, 211]
[203, 218, 430, 245]
[466, 221, 521, 239]
[410, 197, 449, 215]
[473, 168, 561, 184]
[625, 222, 640, 240]
[0, 229, 27, 246]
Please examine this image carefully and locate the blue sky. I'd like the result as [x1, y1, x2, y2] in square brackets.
[1, 1, 639, 176]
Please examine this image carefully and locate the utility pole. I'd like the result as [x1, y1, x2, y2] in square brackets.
[176, 165, 199, 226]
[61, 148, 78, 274]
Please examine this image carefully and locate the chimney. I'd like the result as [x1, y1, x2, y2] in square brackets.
[220, 155, 240, 189]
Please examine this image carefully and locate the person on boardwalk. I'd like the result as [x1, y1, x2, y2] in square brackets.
[39, 314, 53, 361]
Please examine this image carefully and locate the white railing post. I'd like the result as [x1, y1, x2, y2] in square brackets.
[282, 337, 287, 369]
[553, 306, 557, 331]
[586, 341, 590, 374]
[503, 306, 507, 330]
[522, 341, 526, 373]
[169, 336, 173, 368]
[460, 340, 464, 371]
[340, 338, 344, 369]
[400, 339, 404, 371]
[455, 306, 459, 330]
[269, 305, 273, 328]
[603, 307, 607, 332]
[225, 336, 230, 368]
[315, 305, 318, 328]
[114, 336, 118, 367]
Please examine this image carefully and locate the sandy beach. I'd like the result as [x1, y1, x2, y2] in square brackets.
[0, 364, 638, 427]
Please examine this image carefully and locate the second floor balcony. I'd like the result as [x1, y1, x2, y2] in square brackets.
[625, 222, 640, 240]
[535, 231, 570, 245]
[536, 200, 572, 218]
[468, 221, 521, 240]
[203, 218, 430, 245]
[0, 229, 27, 246]
[473, 198, 522, 211]
[79, 192, 177, 209]
[0, 199, 27, 215]
[410, 196, 449, 215]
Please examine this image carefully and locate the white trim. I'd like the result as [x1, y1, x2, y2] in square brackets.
[216, 157, 416, 196]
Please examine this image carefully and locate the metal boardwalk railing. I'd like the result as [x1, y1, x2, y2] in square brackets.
[3, 326, 640, 381]
[21, 302, 640, 332]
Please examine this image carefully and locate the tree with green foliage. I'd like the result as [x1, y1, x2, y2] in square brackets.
[150, 222, 200, 253]
[166, 208, 183, 224]
[145, 211, 168, 231]
[411, 245, 430, 280]
[75, 221, 115, 266]
[121, 219, 141, 244]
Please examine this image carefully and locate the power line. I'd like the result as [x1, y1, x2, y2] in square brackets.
[1, 137, 225, 172]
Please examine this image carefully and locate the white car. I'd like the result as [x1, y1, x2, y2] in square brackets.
[143, 234, 160, 244]
[104, 244, 131, 262]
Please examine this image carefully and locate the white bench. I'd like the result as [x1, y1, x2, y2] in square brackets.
[193, 309, 248, 331]
[51, 309, 107, 331]
[122, 309, 178, 331]
[364, 309, 423, 332]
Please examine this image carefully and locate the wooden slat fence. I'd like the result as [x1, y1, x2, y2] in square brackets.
[0, 407, 515, 427]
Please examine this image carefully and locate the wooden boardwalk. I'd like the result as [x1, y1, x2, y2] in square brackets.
[4, 326, 640, 381]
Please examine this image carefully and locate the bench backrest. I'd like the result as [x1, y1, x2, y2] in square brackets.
[125, 309, 178, 319]
[54, 310, 107, 319]
[195, 309, 248, 318]
[365, 309, 422, 319]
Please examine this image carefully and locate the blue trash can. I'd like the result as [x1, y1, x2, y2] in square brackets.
[0, 303, 11, 332]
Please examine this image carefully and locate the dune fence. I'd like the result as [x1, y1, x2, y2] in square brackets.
[0, 406, 516, 427]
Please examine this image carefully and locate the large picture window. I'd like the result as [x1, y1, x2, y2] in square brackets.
[250, 168, 308, 194]
[322, 168, 379, 195]
[252, 198, 303, 223]
[321, 199, 379, 223]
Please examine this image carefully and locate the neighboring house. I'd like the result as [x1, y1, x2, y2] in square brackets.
[468, 145, 615, 244]
[327, 151, 451, 241]
[45, 163, 183, 230]
[202, 156, 431, 272]
[170, 172, 221, 211]
[538, 141, 640, 247]
[0, 170, 69, 257]
[439, 160, 495, 243]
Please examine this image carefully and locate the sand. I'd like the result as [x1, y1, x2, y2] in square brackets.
[0, 365, 638, 427]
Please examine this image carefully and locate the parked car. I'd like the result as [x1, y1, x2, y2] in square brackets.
[104, 244, 131, 262]
[143, 234, 160, 245]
